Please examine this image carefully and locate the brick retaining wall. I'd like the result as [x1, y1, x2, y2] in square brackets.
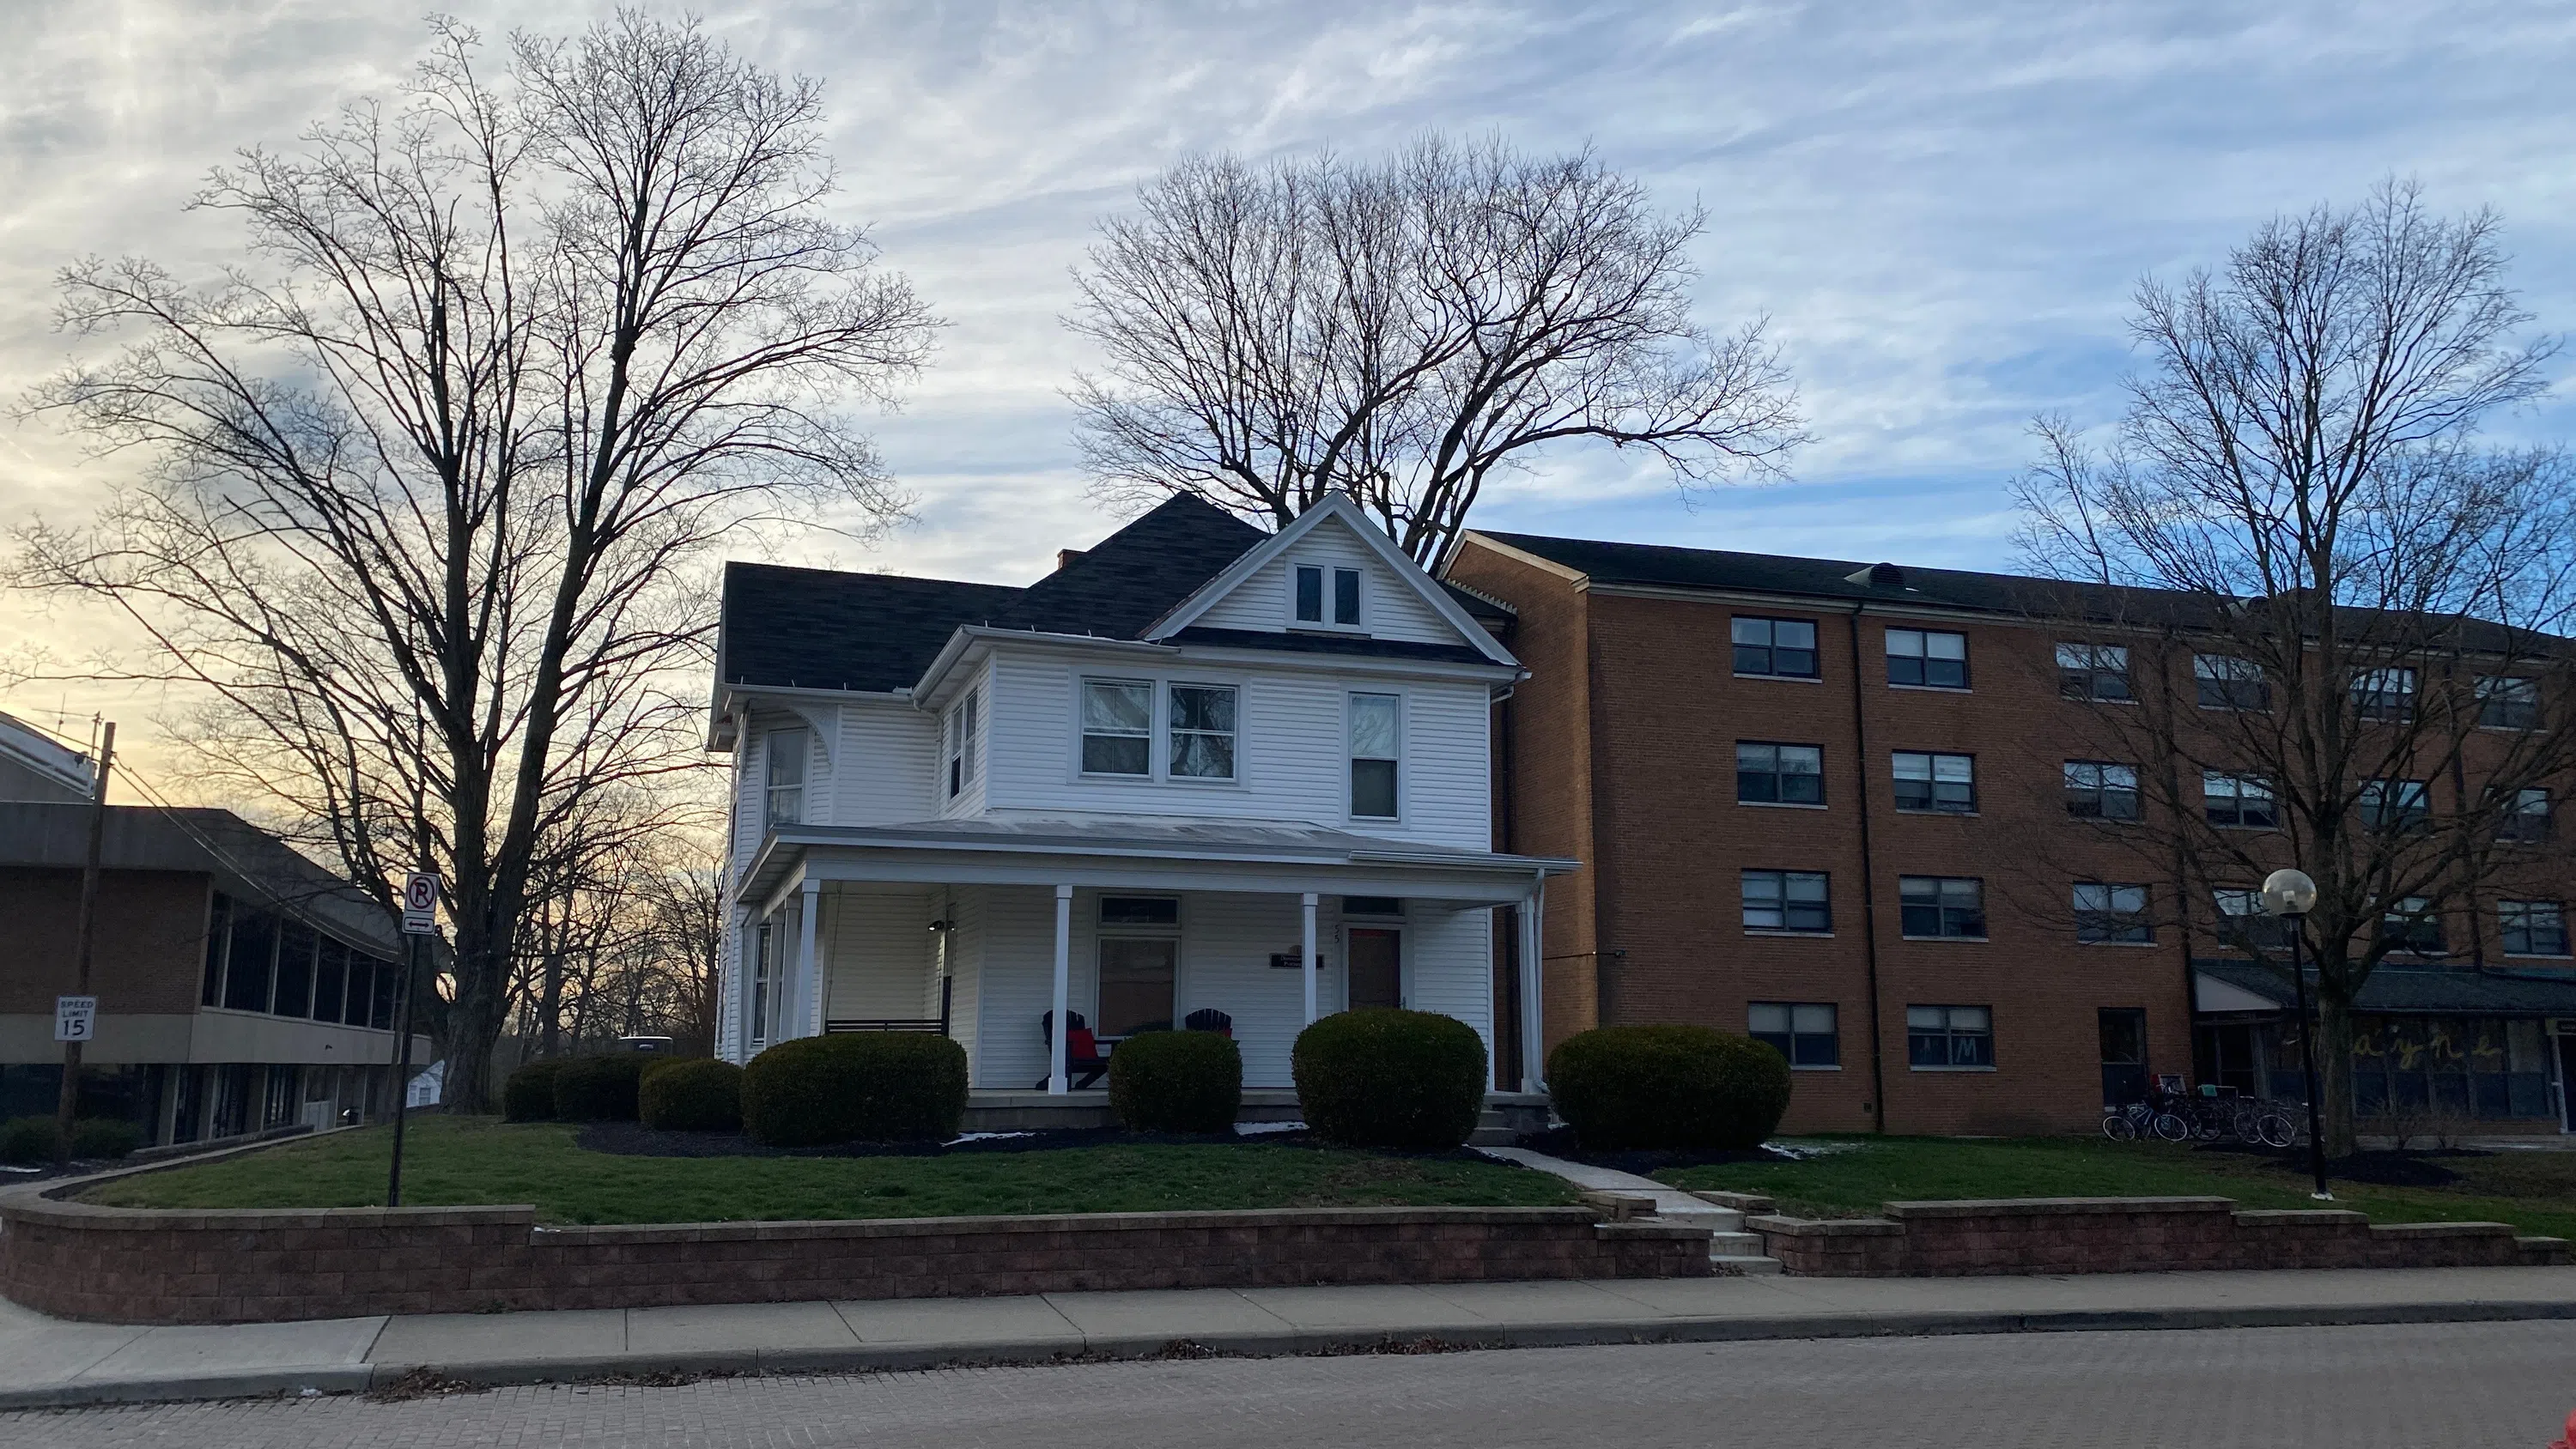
[1747, 1196, 2572, 1276]
[0, 1194, 1711, 1325]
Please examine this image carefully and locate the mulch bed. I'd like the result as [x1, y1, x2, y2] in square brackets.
[1508, 1125, 1800, 1176]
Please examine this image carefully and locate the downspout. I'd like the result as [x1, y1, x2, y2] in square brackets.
[1847, 601, 1891, 1134]
[1497, 681, 1521, 1089]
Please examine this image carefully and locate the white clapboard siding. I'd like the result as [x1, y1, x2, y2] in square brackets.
[1193, 516, 1460, 646]
[963, 884, 1067, 1090]
[822, 889, 938, 1021]
[945, 887, 984, 1078]
[1394, 906, 1495, 1058]
[981, 656, 1492, 851]
[830, 700, 939, 826]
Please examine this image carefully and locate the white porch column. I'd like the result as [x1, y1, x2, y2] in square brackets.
[1301, 892, 1320, 1025]
[1048, 884, 1072, 1094]
[1519, 880, 1546, 1093]
[797, 877, 823, 1040]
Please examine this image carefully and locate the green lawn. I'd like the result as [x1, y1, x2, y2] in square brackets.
[82, 1117, 1577, 1225]
[1657, 1136, 2576, 1242]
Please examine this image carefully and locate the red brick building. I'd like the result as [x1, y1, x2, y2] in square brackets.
[1447, 531, 2576, 1137]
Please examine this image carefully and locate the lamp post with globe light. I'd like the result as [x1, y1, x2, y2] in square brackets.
[2261, 868, 2333, 1200]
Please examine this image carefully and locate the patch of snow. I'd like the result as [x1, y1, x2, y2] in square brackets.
[1233, 1119, 1307, 1136]
[1762, 1139, 1861, 1160]
[944, 1131, 1036, 1145]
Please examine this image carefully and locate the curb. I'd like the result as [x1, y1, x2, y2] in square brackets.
[8, 1297, 2574, 1411]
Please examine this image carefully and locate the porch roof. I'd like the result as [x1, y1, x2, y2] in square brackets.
[2193, 958, 2576, 1018]
[741, 813, 1578, 913]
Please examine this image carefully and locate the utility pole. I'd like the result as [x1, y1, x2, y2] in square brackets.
[54, 722, 114, 1164]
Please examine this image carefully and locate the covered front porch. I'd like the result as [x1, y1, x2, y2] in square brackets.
[730, 816, 1576, 1117]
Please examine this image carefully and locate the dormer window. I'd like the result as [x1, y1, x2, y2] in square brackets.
[1294, 565, 1363, 627]
[765, 728, 806, 827]
[943, 690, 979, 799]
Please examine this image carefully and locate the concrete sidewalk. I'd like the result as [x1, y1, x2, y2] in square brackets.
[6, 1264, 2574, 1410]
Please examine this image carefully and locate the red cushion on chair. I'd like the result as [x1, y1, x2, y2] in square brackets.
[1067, 1028, 1099, 1061]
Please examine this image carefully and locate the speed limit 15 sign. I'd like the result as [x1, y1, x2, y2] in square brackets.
[400, 871, 440, 936]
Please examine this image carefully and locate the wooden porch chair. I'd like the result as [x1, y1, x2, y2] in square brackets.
[1037, 1009, 1109, 1089]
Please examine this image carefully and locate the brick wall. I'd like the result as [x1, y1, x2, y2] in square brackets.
[0, 1197, 1712, 1325]
[0, 869, 211, 1015]
[1748, 1195, 2571, 1276]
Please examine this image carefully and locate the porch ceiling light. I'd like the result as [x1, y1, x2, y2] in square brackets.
[2260, 868, 2317, 919]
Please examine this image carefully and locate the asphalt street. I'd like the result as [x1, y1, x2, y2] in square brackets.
[6, 1319, 2573, 1448]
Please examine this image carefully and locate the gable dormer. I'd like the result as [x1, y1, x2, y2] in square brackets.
[1145, 495, 1516, 666]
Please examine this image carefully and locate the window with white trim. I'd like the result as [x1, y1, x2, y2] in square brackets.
[1294, 565, 1363, 627]
[943, 690, 979, 799]
[1080, 679, 1152, 776]
[764, 728, 806, 828]
[1167, 683, 1237, 779]
[1349, 693, 1400, 818]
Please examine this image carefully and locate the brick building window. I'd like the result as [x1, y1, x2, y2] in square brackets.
[2203, 770, 2277, 828]
[2063, 761, 2140, 820]
[2056, 643, 2132, 701]
[2196, 653, 2269, 710]
[1892, 751, 1975, 813]
[2379, 897, 2444, 954]
[2499, 787, 2552, 843]
[1736, 742, 1824, 805]
[1750, 1002, 1840, 1068]
[2500, 900, 2570, 956]
[1886, 627, 1968, 688]
[2073, 882, 2153, 943]
[1742, 870, 1832, 932]
[2352, 666, 2416, 722]
[2478, 676, 2541, 731]
[1732, 616, 1819, 678]
[2360, 778, 2430, 831]
[1899, 876, 1985, 939]
[2214, 888, 2293, 949]
[1906, 1004, 1994, 1068]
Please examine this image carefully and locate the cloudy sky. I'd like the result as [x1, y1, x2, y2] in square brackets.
[3, 0, 2572, 771]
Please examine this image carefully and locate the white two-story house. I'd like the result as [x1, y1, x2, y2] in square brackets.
[709, 494, 1573, 1113]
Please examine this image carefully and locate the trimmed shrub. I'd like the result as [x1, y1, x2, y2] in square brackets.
[0, 1117, 61, 1166]
[639, 1058, 744, 1133]
[1108, 1029, 1242, 1134]
[1546, 1024, 1793, 1151]
[68, 1118, 143, 1160]
[503, 1058, 570, 1122]
[552, 1053, 648, 1122]
[1291, 1009, 1486, 1150]
[741, 1034, 969, 1146]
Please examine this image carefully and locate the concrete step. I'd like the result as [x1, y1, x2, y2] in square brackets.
[1707, 1230, 1768, 1255]
[1714, 1254, 1785, 1276]
[1467, 1125, 1521, 1146]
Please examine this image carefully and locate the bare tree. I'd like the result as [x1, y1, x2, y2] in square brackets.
[14, 12, 936, 1111]
[1066, 136, 1806, 567]
[2014, 180, 2575, 1155]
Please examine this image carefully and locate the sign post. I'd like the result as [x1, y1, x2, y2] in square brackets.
[54, 722, 112, 1165]
[388, 870, 438, 1208]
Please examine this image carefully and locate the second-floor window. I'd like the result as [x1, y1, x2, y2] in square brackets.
[1886, 627, 1968, 688]
[765, 728, 806, 827]
[1732, 616, 1819, 678]
[2203, 771, 2276, 828]
[2352, 666, 2416, 722]
[2500, 787, 2553, 843]
[2379, 896, 2443, 954]
[2057, 643, 2131, 701]
[1295, 565, 1363, 627]
[2478, 676, 2541, 731]
[2196, 653, 2269, 710]
[2073, 882, 2153, 943]
[944, 691, 979, 799]
[1167, 684, 1237, 780]
[2064, 761, 2140, 820]
[2360, 778, 2430, 831]
[2214, 888, 2293, 949]
[1899, 876, 1985, 939]
[1892, 751, 1975, 813]
[1081, 680, 1153, 776]
[1349, 693, 1400, 818]
[2500, 900, 2570, 956]
[1737, 742, 1824, 805]
[1742, 870, 1831, 932]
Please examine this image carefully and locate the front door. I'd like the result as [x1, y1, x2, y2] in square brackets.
[1097, 937, 1176, 1037]
[1348, 928, 1401, 1009]
[2099, 1007, 2148, 1108]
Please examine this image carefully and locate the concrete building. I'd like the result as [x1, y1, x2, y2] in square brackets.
[1446, 533, 2576, 1137]
[0, 712, 424, 1144]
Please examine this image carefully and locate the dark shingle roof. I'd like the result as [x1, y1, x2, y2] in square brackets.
[720, 495, 1267, 695]
[987, 494, 1265, 639]
[720, 567, 1023, 693]
[2196, 957, 2576, 1016]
